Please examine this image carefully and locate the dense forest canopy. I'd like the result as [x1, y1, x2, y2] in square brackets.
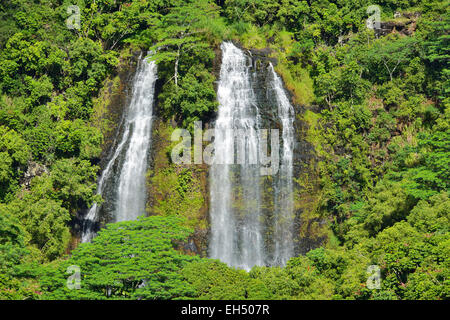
[0, 0, 448, 300]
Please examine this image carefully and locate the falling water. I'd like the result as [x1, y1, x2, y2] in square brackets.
[81, 56, 157, 242]
[115, 57, 157, 222]
[269, 63, 295, 266]
[209, 42, 296, 269]
[209, 42, 264, 270]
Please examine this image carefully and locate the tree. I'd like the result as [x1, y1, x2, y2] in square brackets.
[40, 215, 198, 300]
[6, 197, 70, 261]
[158, 64, 217, 129]
[367, 35, 417, 82]
[182, 259, 253, 299]
[395, 130, 450, 200]
[150, 0, 220, 87]
[0, 125, 30, 200]
[0, 203, 41, 300]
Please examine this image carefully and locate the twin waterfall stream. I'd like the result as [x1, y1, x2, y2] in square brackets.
[81, 42, 296, 270]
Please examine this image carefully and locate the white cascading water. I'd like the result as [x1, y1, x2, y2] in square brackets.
[81, 56, 157, 241]
[80, 121, 130, 242]
[115, 57, 157, 222]
[269, 63, 295, 266]
[209, 42, 295, 269]
[209, 42, 264, 270]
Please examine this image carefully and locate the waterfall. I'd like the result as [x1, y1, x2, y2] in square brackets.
[209, 42, 296, 270]
[269, 63, 295, 266]
[115, 57, 157, 222]
[81, 56, 157, 242]
[209, 42, 264, 270]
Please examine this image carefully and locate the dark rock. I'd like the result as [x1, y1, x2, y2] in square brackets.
[21, 161, 48, 188]
[375, 19, 417, 37]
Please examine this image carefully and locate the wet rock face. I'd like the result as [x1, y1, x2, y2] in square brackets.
[248, 55, 313, 258]
[214, 42, 321, 259]
[254, 47, 325, 258]
[97, 50, 142, 171]
[240, 46, 315, 177]
[149, 42, 323, 259]
[96, 56, 142, 229]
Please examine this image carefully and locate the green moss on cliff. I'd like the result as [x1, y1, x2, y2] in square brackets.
[146, 120, 209, 254]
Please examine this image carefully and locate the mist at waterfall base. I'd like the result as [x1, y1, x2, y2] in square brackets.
[209, 42, 296, 270]
[81, 56, 157, 243]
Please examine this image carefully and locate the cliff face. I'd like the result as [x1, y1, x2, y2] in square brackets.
[243, 44, 327, 256]
[88, 43, 328, 259]
[146, 42, 327, 258]
[88, 43, 326, 258]
[145, 118, 210, 257]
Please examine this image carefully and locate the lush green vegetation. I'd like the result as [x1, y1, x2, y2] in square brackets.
[0, 0, 448, 300]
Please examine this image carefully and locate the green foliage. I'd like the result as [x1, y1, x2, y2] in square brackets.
[366, 35, 418, 82]
[0, 204, 39, 299]
[6, 197, 70, 261]
[46, 158, 100, 212]
[158, 65, 218, 129]
[147, 0, 221, 129]
[53, 120, 103, 159]
[0, 0, 448, 301]
[407, 192, 449, 234]
[0, 125, 30, 199]
[0, 205, 28, 274]
[182, 260, 252, 299]
[418, 4, 449, 100]
[39, 215, 198, 300]
[148, 166, 206, 229]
